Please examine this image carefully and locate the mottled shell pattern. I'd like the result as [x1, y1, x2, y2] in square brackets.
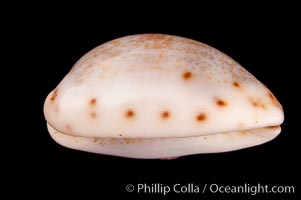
[44, 34, 284, 158]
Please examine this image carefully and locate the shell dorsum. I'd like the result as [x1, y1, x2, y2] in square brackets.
[43, 34, 284, 158]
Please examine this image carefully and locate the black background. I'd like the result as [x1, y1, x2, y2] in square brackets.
[9, 4, 298, 199]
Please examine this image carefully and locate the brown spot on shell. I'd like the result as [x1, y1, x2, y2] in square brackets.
[152, 42, 165, 49]
[239, 131, 248, 135]
[50, 89, 58, 102]
[249, 97, 266, 109]
[125, 109, 135, 118]
[182, 71, 193, 80]
[90, 112, 97, 118]
[119, 134, 122, 137]
[268, 92, 281, 108]
[252, 101, 259, 107]
[90, 98, 97, 106]
[216, 99, 227, 107]
[123, 138, 143, 144]
[141, 34, 174, 49]
[92, 52, 98, 57]
[89, 98, 98, 119]
[161, 111, 170, 119]
[267, 125, 280, 129]
[65, 124, 72, 131]
[196, 113, 207, 122]
[233, 81, 240, 88]
[93, 138, 107, 146]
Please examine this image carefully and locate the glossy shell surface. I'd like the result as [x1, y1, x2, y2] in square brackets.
[44, 34, 284, 158]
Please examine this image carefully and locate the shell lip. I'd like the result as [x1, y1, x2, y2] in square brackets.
[47, 123, 282, 158]
[46, 122, 282, 139]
